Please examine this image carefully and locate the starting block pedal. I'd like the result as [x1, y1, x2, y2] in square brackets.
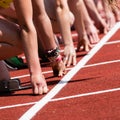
[0, 79, 32, 93]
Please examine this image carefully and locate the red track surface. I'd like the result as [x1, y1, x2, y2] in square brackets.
[0, 23, 120, 120]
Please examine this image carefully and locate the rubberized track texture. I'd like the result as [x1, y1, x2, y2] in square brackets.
[0, 22, 120, 120]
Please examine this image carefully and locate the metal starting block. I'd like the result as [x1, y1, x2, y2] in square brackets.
[0, 79, 32, 93]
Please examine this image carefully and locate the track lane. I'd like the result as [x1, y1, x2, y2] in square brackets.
[0, 23, 120, 120]
[19, 23, 120, 120]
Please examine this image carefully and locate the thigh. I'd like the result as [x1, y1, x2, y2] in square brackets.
[44, 0, 56, 19]
[13, 0, 33, 27]
[0, 5, 16, 19]
[0, 18, 23, 60]
[44, 0, 60, 33]
[32, 0, 56, 19]
[0, 18, 21, 47]
[32, 0, 46, 15]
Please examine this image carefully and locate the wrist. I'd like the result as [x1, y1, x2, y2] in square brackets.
[84, 19, 94, 26]
[78, 32, 87, 39]
[45, 47, 62, 62]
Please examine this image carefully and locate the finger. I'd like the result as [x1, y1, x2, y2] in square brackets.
[38, 86, 43, 95]
[107, 20, 111, 30]
[94, 33, 100, 43]
[63, 63, 66, 75]
[104, 28, 108, 34]
[63, 57, 68, 66]
[91, 34, 99, 43]
[72, 55, 76, 66]
[82, 40, 89, 52]
[43, 86, 49, 94]
[84, 44, 90, 52]
[58, 66, 66, 77]
[84, 42, 92, 52]
[58, 70, 63, 77]
[33, 84, 39, 95]
[63, 69, 66, 75]
[77, 41, 82, 52]
[67, 55, 72, 67]
[88, 35, 93, 44]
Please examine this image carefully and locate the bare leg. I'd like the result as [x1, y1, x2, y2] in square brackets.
[0, 18, 23, 60]
[0, 61, 10, 81]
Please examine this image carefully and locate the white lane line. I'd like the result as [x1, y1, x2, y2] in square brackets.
[1, 87, 120, 110]
[14, 38, 120, 79]
[0, 102, 37, 110]
[51, 87, 120, 102]
[19, 22, 120, 120]
[84, 59, 120, 68]
[0, 59, 119, 110]
[11, 70, 52, 79]
[1, 59, 120, 110]
[11, 58, 120, 79]
[11, 39, 120, 80]
[106, 40, 120, 45]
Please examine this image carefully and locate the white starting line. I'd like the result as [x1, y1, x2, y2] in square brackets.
[0, 87, 120, 110]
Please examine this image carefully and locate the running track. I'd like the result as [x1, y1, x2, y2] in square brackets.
[0, 22, 120, 120]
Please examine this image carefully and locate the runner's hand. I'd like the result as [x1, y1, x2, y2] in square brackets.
[51, 59, 66, 77]
[77, 35, 92, 52]
[63, 45, 76, 67]
[85, 23, 100, 44]
[31, 74, 48, 95]
[105, 11, 116, 30]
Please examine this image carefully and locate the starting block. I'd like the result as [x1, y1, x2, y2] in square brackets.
[0, 79, 32, 93]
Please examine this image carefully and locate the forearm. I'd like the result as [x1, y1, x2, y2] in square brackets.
[33, 0, 57, 52]
[84, 0, 103, 23]
[14, 0, 42, 75]
[55, 0, 73, 46]
[21, 28, 42, 74]
[35, 15, 57, 50]
[78, 0, 93, 26]
[69, 0, 86, 38]
[102, 0, 112, 13]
